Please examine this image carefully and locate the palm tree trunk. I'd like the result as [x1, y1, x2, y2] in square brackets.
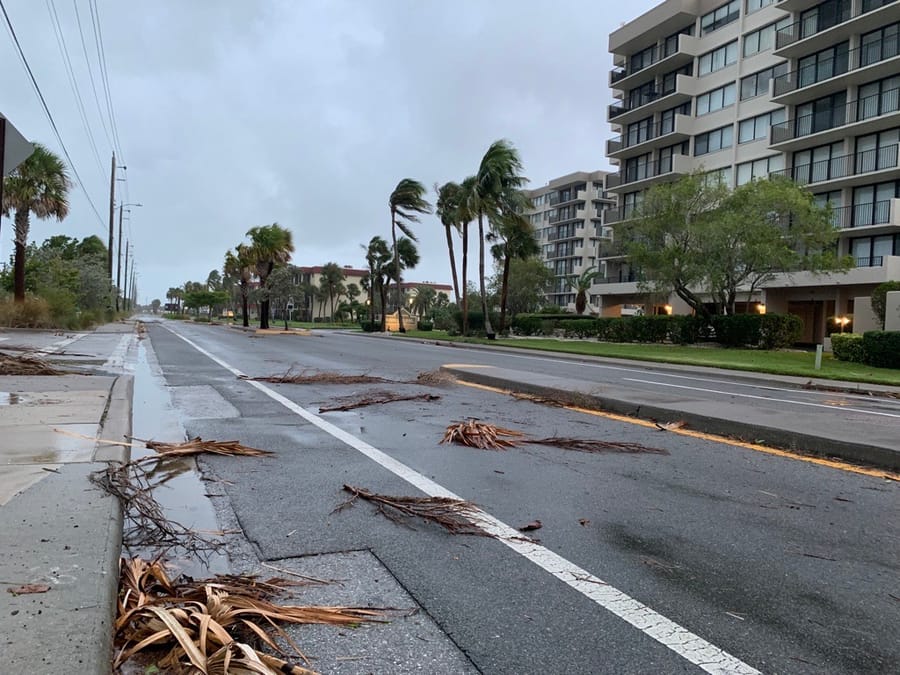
[13, 211, 29, 303]
[478, 211, 494, 339]
[259, 263, 273, 329]
[240, 284, 249, 327]
[445, 224, 461, 306]
[499, 248, 511, 334]
[461, 221, 469, 335]
[391, 214, 405, 333]
[379, 284, 387, 331]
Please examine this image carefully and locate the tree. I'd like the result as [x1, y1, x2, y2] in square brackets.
[264, 265, 296, 329]
[363, 236, 392, 329]
[489, 189, 537, 333]
[870, 280, 900, 329]
[389, 178, 431, 332]
[151, 298, 161, 314]
[183, 289, 229, 319]
[206, 269, 222, 291]
[501, 257, 553, 318]
[1, 144, 72, 302]
[319, 262, 346, 321]
[224, 245, 254, 326]
[457, 175, 476, 335]
[434, 181, 464, 306]
[411, 285, 437, 318]
[470, 140, 527, 338]
[246, 223, 294, 329]
[572, 267, 600, 315]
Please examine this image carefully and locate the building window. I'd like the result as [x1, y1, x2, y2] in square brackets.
[741, 63, 788, 100]
[662, 64, 692, 95]
[660, 142, 689, 171]
[699, 41, 738, 75]
[736, 155, 785, 185]
[623, 191, 644, 219]
[798, 42, 850, 88]
[701, 1, 740, 35]
[858, 76, 900, 120]
[660, 103, 691, 134]
[626, 117, 654, 146]
[855, 128, 900, 173]
[791, 142, 844, 183]
[625, 154, 652, 183]
[705, 167, 734, 188]
[746, 0, 776, 13]
[663, 24, 695, 58]
[743, 18, 791, 57]
[695, 126, 733, 156]
[630, 44, 657, 73]
[861, 22, 900, 67]
[738, 108, 786, 143]
[799, 1, 852, 40]
[628, 81, 658, 109]
[696, 82, 736, 115]
[852, 180, 900, 227]
[794, 92, 847, 137]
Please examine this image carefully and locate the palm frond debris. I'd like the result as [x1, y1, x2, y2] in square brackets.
[529, 437, 669, 455]
[319, 391, 440, 413]
[412, 370, 456, 386]
[0, 353, 67, 376]
[440, 419, 525, 450]
[240, 368, 391, 385]
[115, 556, 385, 674]
[134, 436, 273, 461]
[337, 484, 488, 536]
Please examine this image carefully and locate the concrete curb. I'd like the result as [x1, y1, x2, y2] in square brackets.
[443, 366, 900, 472]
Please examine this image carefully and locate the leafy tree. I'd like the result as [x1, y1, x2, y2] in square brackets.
[411, 285, 437, 317]
[183, 289, 229, 319]
[434, 181, 464, 306]
[264, 265, 296, 328]
[388, 179, 431, 332]
[871, 280, 900, 328]
[246, 223, 294, 329]
[572, 267, 600, 315]
[78, 235, 107, 258]
[1, 144, 72, 302]
[469, 139, 527, 337]
[151, 298, 161, 313]
[496, 256, 553, 318]
[319, 262, 346, 321]
[489, 189, 537, 332]
[224, 245, 254, 326]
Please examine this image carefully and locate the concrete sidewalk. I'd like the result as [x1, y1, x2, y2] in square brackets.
[0, 368, 132, 671]
[442, 364, 900, 472]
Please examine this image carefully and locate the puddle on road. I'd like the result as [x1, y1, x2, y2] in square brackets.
[132, 340, 229, 576]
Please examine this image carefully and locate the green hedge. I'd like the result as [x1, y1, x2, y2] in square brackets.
[359, 320, 379, 332]
[452, 309, 501, 335]
[418, 320, 434, 331]
[831, 333, 864, 362]
[711, 314, 802, 349]
[862, 331, 900, 369]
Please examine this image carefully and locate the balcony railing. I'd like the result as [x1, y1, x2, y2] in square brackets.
[770, 87, 900, 144]
[855, 256, 885, 267]
[548, 229, 577, 241]
[771, 144, 899, 185]
[620, 154, 682, 185]
[863, 0, 899, 13]
[829, 201, 892, 229]
[773, 39, 900, 96]
[596, 270, 638, 284]
[607, 116, 686, 154]
[602, 204, 640, 224]
[775, 1, 852, 50]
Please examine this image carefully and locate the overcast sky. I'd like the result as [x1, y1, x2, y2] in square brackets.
[1, 0, 658, 304]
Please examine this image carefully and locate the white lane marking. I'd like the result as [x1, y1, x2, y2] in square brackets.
[165, 324, 760, 675]
[624, 378, 900, 419]
[102, 334, 136, 372]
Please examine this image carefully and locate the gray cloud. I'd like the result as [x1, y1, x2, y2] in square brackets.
[0, 0, 657, 301]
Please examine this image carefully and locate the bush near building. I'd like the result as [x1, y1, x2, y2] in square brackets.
[861, 331, 900, 369]
[831, 334, 864, 363]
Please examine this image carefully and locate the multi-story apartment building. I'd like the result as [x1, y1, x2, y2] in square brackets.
[602, 0, 900, 341]
[524, 170, 616, 310]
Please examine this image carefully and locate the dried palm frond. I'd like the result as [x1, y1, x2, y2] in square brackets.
[240, 368, 391, 385]
[319, 391, 440, 413]
[134, 436, 273, 461]
[412, 370, 456, 386]
[510, 391, 565, 407]
[441, 419, 524, 450]
[0, 353, 67, 376]
[336, 484, 488, 536]
[114, 557, 386, 674]
[529, 437, 669, 455]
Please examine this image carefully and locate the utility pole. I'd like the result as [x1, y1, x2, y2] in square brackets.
[107, 153, 115, 279]
[0, 118, 6, 256]
[115, 204, 124, 311]
[123, 240, 129, 311]
[129, 264, 136, 311]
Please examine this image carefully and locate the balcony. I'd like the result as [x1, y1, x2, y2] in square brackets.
[608, 74, 694, 125]
[606, 114, 692, 159]
[830, 198, 900, 230]
[773, 41, 900, 105]
[609, 153, 694, 192]
[776, 0, 831, 11]
[770, 144, 900, 188]
[602, 204, 640, 224]
[774, 1, 897, 59]
[769, 87, 900, 150]
[609, 34, 699, 92]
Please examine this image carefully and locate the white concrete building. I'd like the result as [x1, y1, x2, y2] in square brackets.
[602, 0, 900, 341]
[524, 170, 616, 310]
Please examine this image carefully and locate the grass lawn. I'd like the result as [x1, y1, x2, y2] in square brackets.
[225, 319, 359, 330]
[399, 330, 900, 387]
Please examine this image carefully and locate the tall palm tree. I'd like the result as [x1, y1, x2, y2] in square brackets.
[572, 266, 601, 315]
[363, 236, 391, 329]
[389, 179, 431, 332]
[224, 244, 254, 327]
[489, 189, 538, 333]
[246, 223, 294, 329]
[1, 144, 71, 302]
[471, 140, 526, 338]
[458, 175, 477, 335]
[434, 182, 464, 307]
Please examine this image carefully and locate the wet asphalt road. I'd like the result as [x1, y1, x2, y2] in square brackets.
[143, 321, 900, 674]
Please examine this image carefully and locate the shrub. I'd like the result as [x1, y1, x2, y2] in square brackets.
[711, 314, 762, 347]
[871, 281, 900, 328]
[0, 296, 52, 328]
[758, 314, 803, 349]
[830, 333, 864, 362]
[629, 316, 671, 343]
[417, 320, 433, 331]
[668, 315, 708, 345]
[862, 331, 900, 369]
[193, 316, 210, 323]
[359, 320, 379, 332]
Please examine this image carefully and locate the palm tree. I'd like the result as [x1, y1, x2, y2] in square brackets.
[572, 266, 601, 315]
[389, 179, 431, 332]
[319, 262, 346, 321]
[246, 223, 294, 329]
[489, 190, 538, 333]
[434, 182, 464, 307]
[471, 140, 526, 338]
[411, 285, 437, 318]
[224, 245, 254, 327]
[363, 236, 392, 329]
[458, 175, 477, 335]
[1, 144, 71, 302]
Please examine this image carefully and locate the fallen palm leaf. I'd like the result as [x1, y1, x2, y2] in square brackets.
[412, 370, 456, 386]
[240, 368, 391, 385]
[441, 419, 524, 450]
[114, 556, 386, 674]
[510, 391, 565, 407]
[337, 484, 488, 536]
[0, 353, 67, 376]
[319, 391, 441, 413]
[517, 520, 542, 532]
[7, 583, 51, 596]
[135, 436, 273, 461]
[529, 437, 669, 455]
[655, 420, 687, 431]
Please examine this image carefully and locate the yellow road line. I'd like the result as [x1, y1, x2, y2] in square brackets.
[457, 380, 900, 481]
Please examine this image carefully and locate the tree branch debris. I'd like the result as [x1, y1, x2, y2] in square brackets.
[319, 391, 440, 413]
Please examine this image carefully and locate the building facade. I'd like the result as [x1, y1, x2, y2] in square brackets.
[603, 0, 900, 341]
[524, 170, 615, 310]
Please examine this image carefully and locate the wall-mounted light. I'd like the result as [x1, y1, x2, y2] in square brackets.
[757, 303, 766, 314]
[663, 304, 673, 315]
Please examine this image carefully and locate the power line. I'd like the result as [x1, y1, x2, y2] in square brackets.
[88, 0, 124, 164]
[72, 0, 112, 151]
[46, 0, 104, 176]
[0, 0, 106, 227]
